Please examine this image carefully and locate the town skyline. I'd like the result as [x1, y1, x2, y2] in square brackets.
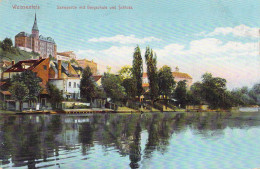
[0, 0, 259, 89]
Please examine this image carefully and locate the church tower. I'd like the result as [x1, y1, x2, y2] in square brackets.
[32, 13, 39, 38]
[31, 13, 39, 53]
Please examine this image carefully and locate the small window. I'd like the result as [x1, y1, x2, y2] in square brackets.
[43, 65, 47, 70]
[69, 82, 71, 87]
[74, 82, 76, 88]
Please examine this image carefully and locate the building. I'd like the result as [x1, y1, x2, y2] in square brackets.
[76, 59, 98, 75]
[1, 57, 51, 110]
[0, 60, 13, 80]
[2, 57, 50, 85]
[172, 67, 193, 88]
[49, 60, 81, 100]
[142, 67, 193, 90]
[15, 13, 57, 58]
[56, 51, 77, 61]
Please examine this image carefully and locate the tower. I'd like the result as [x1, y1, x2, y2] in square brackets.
[31, 13, 39, 53]
[32, 13, 39, 38]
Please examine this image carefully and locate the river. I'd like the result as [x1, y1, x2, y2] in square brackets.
[0, 111, 260, 169]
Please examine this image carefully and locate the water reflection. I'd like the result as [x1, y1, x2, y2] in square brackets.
[0, 111, 260, 168]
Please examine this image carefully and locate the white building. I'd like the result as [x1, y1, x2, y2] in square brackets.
[49, 60, 81, 100]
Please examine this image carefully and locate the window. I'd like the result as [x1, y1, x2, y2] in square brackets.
[69, 82, 71, 87]
[74, 82, 76, 88]
[43, 65, 47, 70]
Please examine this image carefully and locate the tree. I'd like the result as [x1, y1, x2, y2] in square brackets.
[200, 73, 232, 109]
[174, 80, 187, 108]
[12, 70, 42, 102]
[122, 78, 137, 99]
[158, 65, 175, 98]
[9, 82, 29, 111]
[80, 66, 96, 102]
[47, 83, 63, 109]
[187, 82, 203, 105]
[132, 46, 143, 98]
[1, 38, 13, 52]
[101, 73, 125, 101]
[118, 65, 133, 80]
[118, 66, 137, 99]
[145, 47, 158, 102]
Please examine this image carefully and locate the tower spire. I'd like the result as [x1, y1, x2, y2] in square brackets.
[32, 13, 39, 31]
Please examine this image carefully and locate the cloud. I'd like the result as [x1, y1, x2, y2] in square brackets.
[77, 46, 136, 73]
[88, 35, 162, 44]
[197, 25, 259, 38]
[77, 38, 259, 89]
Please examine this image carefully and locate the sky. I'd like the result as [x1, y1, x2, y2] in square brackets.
[0, 0, 259, 89]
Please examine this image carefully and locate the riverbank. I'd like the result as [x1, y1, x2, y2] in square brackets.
[1, 107, 258, 114]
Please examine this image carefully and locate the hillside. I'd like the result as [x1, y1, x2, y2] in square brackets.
[0, 47, 39, 63]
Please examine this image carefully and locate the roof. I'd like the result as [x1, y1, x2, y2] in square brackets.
[4, 59, 46, 73]
[142, 83, 149, 87]
[0, 91, 11, 95]
[32, 13, 39, 31]
[0, 60, 12, 68]
[57, 51, 74, 57]
[15, 32, 31, 37]
[143, 72, 192, 79]
[39, 35, 55, 44]
[52, 61, 80, 77]
[0, 81, 6, 86]
[172, 72, 192, 79]
[92, 75, 102, 82]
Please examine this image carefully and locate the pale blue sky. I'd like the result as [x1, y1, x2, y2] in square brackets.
[0, 0, 259, 89]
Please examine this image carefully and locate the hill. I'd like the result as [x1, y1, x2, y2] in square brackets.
[0, 47, 39, 63]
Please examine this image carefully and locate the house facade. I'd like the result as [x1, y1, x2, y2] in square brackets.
[1, 57, 51, 110]
[142, 67, 193, 91]
[49, 60, 81, 100]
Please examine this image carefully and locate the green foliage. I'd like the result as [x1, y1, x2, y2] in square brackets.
[145, 47, 159, 101]
[174, 80, 187, 108]
[71, 58, 79, 66]
[9, 82, 29, 111]
[47, 83, 63, 109]
[80, 66, 96, 102]
[132, 45, 143, 97]
[11, 70, 42, 101]
[158, 65, 175, 98]
[187, 82, 203, 105]
[118, 65, 133, 80]
[1, 38, 13, 52]
[200, 73, 234, 109]
[49, 54, 56, 61]
[101, 73, 125, 101]
[122, 77, 137, 99]
[230, 84, 260, 106]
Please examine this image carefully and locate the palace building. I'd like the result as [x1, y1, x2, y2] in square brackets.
[15, 14, 57, 58]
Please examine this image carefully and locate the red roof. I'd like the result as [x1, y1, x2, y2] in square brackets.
[0, 91, 11, 95]
[172, 72, 192, 79]
[92, 75, 102, 82]
[143, 72, 192, 79]
[0, 81, 6, 86]
[4, 59, 46, 73]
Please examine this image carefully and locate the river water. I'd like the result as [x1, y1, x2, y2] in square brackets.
[0, 111, 260, 169]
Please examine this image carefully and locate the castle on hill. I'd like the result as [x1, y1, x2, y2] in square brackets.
[15, 13, 57, 58]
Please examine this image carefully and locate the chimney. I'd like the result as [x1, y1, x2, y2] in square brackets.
[11, 60, 15, 66]
[68, 62, 72, 74]
[39, 56, 43, 60]
[58, 60, 62, 79]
